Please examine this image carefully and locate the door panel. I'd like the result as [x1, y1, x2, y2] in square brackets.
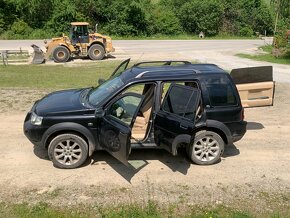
[231, 66, 275, 107]
[99, 116, 131, 166]
[236, 81, 275, 107]
[154, 84, 201, 154]
[98, 93, 143, 165]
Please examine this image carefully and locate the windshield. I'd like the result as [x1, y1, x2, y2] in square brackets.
[88, 76, 124, 105]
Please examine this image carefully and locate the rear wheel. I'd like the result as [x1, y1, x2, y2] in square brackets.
[88, 44, 105, 60]
[52, 46, 70, 63]
[48, 134, 88, 169]
[188, 130, 224, 165]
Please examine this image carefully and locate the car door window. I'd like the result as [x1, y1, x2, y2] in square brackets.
[204, 76, 237, 106]
[162, 84, 200, 120]
[108, 94, 143, 126]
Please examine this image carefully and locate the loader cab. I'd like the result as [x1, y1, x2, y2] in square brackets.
[70, 22, 89, 44]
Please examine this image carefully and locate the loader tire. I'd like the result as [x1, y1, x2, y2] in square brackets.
[52, 46, 70, 63]
[88, 44, 105, 60]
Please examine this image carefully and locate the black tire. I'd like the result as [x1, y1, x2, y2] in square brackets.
[52, 46, 70, 63]
[88, 44, 105, 60]
[188, 130, 224, 165]
[48, 134, 88, 169]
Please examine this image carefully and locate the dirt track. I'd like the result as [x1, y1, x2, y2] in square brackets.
[0, 83, 290, 213]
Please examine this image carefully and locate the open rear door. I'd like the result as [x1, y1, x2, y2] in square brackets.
[230, 66, 275, 107]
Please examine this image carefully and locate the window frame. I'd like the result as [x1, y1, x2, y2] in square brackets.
[160, 83, 201, 121]
[105, 92, 144, 128]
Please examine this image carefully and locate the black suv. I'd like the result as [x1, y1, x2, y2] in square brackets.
[24, 59, 248, 169]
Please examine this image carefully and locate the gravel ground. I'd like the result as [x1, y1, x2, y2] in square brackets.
[0, 83, 289, 214]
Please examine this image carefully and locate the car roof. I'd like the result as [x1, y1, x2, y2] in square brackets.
[121, 62, 227, 82]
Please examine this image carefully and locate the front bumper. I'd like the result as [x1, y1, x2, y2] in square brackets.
[23, 113, 46, 147]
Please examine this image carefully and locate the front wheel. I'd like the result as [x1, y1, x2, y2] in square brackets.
[188, 130, 224, 165]
[48, 134, 88, 169]
[52, 46, 70, 63]
[88, 44, 105, 60]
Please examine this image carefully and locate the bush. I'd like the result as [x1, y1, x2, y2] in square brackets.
[178, 0, 223, 36]
[239, 26, 253, 37]
[29, 29, 54, 39]
[152, 6, 182, 35]
[1, 20, 33, 39]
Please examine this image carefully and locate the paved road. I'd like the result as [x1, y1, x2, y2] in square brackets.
[0, 39, 270, 53]
[1, 39, 290, 83]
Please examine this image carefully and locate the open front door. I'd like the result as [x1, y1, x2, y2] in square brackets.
[230, 66, 275, 107]
[98, 93, 143, 166]
[110, 58, 130, 78]
[154, 84, 201, 155]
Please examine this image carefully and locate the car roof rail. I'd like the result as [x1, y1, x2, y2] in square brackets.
[133, 60, 191, 67]
[135, 69, 199, 78]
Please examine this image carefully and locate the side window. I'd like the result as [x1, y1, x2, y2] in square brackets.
[162, 85, 200, 120]
[109, 95, 143, 125]
[161, 81, 199, 100]
[205, 76, 237, 106]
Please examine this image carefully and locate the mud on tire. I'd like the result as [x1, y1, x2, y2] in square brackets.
[52, 46, 70, 63]
[88, 44, 105, 60]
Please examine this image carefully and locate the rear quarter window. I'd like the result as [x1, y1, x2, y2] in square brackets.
[204, 76, 237, 107]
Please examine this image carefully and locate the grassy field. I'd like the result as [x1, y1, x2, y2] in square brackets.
[236, 45, 290, 65]
[0, 201, 271, 218]
[0, 61, 122, 89]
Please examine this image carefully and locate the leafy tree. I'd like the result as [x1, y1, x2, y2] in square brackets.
[152, 5, 182, 35]
[6, 0, 53, 28]
[179, 0, 223, 36]
[271, 0, 290, 32]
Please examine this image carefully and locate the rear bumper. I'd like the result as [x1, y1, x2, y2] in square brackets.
[230, 121, 247, 142]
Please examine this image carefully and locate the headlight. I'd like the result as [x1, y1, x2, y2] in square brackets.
[31, 112, 43, 126]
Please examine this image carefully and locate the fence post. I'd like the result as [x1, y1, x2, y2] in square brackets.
[1, 50, 8, 66]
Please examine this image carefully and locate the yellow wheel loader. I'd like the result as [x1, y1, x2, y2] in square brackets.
[37, 22, 115, 63]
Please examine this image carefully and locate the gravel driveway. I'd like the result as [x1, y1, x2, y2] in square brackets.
[0, 83, 289, 213]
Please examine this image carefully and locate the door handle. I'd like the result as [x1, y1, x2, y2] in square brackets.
[180, 124, 188, 130]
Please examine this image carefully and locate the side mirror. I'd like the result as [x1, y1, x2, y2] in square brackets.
[95, 108, 105, 118]
[98, 78, 105, 85]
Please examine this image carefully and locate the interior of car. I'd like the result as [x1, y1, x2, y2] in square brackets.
[131, 84, 155, 141]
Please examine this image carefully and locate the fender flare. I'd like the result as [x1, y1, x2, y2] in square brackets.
[55, 44, 71, 53]
[41, 122, 96, 157]
[204, 119, 232, 145]
[171, 120, 232, 155]
[171, 134, 191, 156]
[88, 41, 105, 50]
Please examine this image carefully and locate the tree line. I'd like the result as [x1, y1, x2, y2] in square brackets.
[0, 0, 289, 39]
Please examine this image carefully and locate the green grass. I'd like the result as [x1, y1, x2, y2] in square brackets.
[236, 45, 290, 65]
[0, 61, 122, 89]
[0, 201, 271, 218]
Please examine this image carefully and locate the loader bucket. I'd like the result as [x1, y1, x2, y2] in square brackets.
[30, 44, 45, 64]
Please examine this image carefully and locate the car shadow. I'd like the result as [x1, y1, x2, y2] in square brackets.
[222, 143, 240, 158]
[33, 145, 49, 160]
[33, 143, 239, 181]
[90, 148, 191, 183]
[247, 122, 264, 130]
